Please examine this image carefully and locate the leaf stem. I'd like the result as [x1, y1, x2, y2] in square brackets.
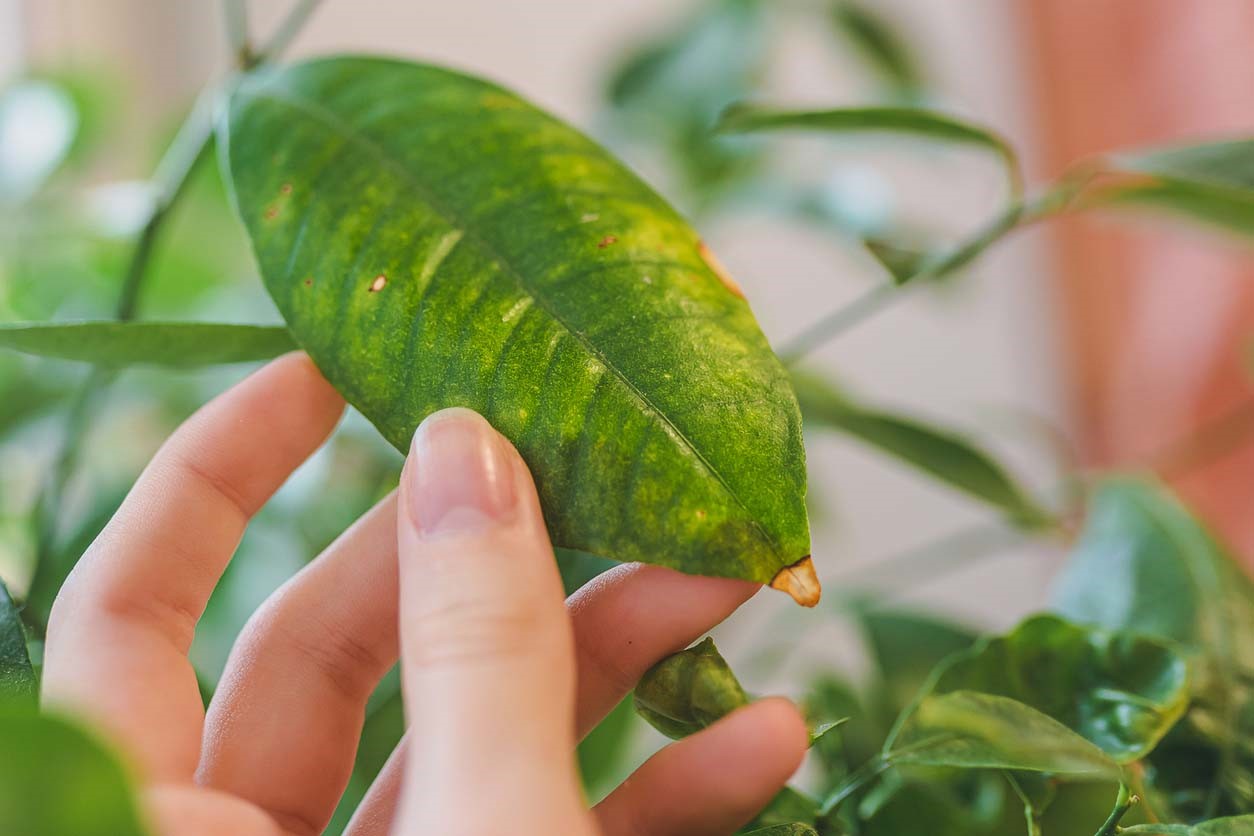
[26, 0, 326, 619]
[817, 755, 892, 817]
[1093, 784, 1137, 836]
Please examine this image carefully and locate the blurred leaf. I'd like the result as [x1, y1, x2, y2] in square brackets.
[1123, 817, 1254, 835]
[744, 786, 819, 829]
[858, 778, 1002, 836]
[1052, 477, 1254, 819]
[578, 698, 637, 801]
[864, 236, 929, 285]
[0, 321, 295, 366]
[793, 371, 1050, 528]
[634, 637, 749, 739]
[717, 104, 1022, 197]
[1080, 139, 1254, 239]
[830, 1, 923, 96]
[888, 615, 1190, 775]
[604, 0, 771, 205]
[0, 581, 35, 704]
[555, 548, 621, 597]
[856, 608, 977, 714]
[226, 57, 813, 597]
[0, 705, 150, 835]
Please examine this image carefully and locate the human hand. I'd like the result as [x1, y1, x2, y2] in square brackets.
[41, 354, 809, 835]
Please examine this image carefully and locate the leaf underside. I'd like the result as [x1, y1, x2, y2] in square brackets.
[223, 57, 811, 591]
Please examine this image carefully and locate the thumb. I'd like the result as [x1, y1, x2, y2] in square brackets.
[392, 408, 590, 834]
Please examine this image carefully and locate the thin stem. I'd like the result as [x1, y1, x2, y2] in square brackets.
[817, 755, 891, 817]
[1093, 784, 1137, 836]
[27, 0, 327, 611]
[1005, 772, 1046, 836]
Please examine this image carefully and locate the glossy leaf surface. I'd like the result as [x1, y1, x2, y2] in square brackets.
[792, 371, 1048, 527]
[0, 581, 35, 704]
[889, 615, 1189, 775]
[0, 321, 295, 366]
[223, 57, 813, 597]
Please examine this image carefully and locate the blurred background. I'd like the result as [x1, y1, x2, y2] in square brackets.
[3, 0, 1253, 825]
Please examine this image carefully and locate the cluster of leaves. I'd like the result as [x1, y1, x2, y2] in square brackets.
[633, 480, 1254, 836]
[3, 1, 1254, 834]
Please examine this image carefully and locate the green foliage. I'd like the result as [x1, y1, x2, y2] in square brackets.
[0, 705, 150, 836]
[742, 824, 820, 836]
[792, 371, 1050, 527]
[223, 56, 811, 593]
[889, 615, 1189, 774]
[0, 321, 295, 366]
[829, 1, 922, 97]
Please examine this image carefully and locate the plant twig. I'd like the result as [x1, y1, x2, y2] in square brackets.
[27, 0, 327, 615]
[1093, 784, 1137, 836]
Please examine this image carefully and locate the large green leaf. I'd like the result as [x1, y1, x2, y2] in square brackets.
[0, 706, 150, 836]
[887, 615, 1189, 776]
[1052, 477, 1254, 819]
[716, 104, 1021, 196]
[1080, 139, 1254, 239]
[0, 581, 35, 704]
[222, 56, 814, 601]
[792, 371, 1049, 527]
[0, 321, 296, 366]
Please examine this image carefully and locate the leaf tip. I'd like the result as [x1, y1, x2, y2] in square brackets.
[698, 241, 746, 299]
[771, 556, 821, 607]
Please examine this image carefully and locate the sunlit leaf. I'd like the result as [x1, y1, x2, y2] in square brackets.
[0, 706, 150, 835]
[1079, 139, 1254, 239]
[0, 581, 35, 705]
[716, 104, 1022, 197]
[792, 371, 1049, 527]
[0, 321, 295, 366]
[887, 615, 1190, 776]
[224, 57, 814, 599]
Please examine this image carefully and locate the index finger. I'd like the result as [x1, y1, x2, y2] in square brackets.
[41, 353, 344, 781]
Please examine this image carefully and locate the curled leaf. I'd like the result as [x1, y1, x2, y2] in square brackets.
[634, 637, 748, 739]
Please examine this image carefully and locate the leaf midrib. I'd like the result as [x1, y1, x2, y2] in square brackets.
[237, 82, 785, 560]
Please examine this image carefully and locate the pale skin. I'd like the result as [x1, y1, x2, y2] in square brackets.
[41, 353, 809, 836]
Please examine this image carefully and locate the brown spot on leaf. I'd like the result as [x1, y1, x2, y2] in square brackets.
[597, 235, 618, 249]
[303, 277, 314, 288]
[264, 205, 279, 220]
[280, 182, 293, 195]
[769, 556, 821, 607]
[369, 275, 387, 292]
[698, 240, 746, 299]
[695, 509, 707, 520]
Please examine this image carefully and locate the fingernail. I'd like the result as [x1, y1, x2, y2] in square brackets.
[403, 408, 516, 537]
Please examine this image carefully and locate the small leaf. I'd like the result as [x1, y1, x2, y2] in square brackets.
[830, 1, 923, 96]
[888, 615, 1190, 775]
[634, 637, 748, 739]
[0, 706, 150, 835]
[0, 580, 36, 704]
[1079, 139, 1254, 239]
[0, 321, 296, 366]
[809, 718, 848, 747]
[792, 371, 1050, 527]
[224, 57, 814, 600]
[716, 104, 1022, 197]
[744, 786, 820, 830]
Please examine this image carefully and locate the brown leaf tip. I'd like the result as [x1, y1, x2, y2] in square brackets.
[369, 274, 387, 292]
[770, 556, 821, 607]
[698, 241, 746, 300]
[597, 235, 618, 249]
